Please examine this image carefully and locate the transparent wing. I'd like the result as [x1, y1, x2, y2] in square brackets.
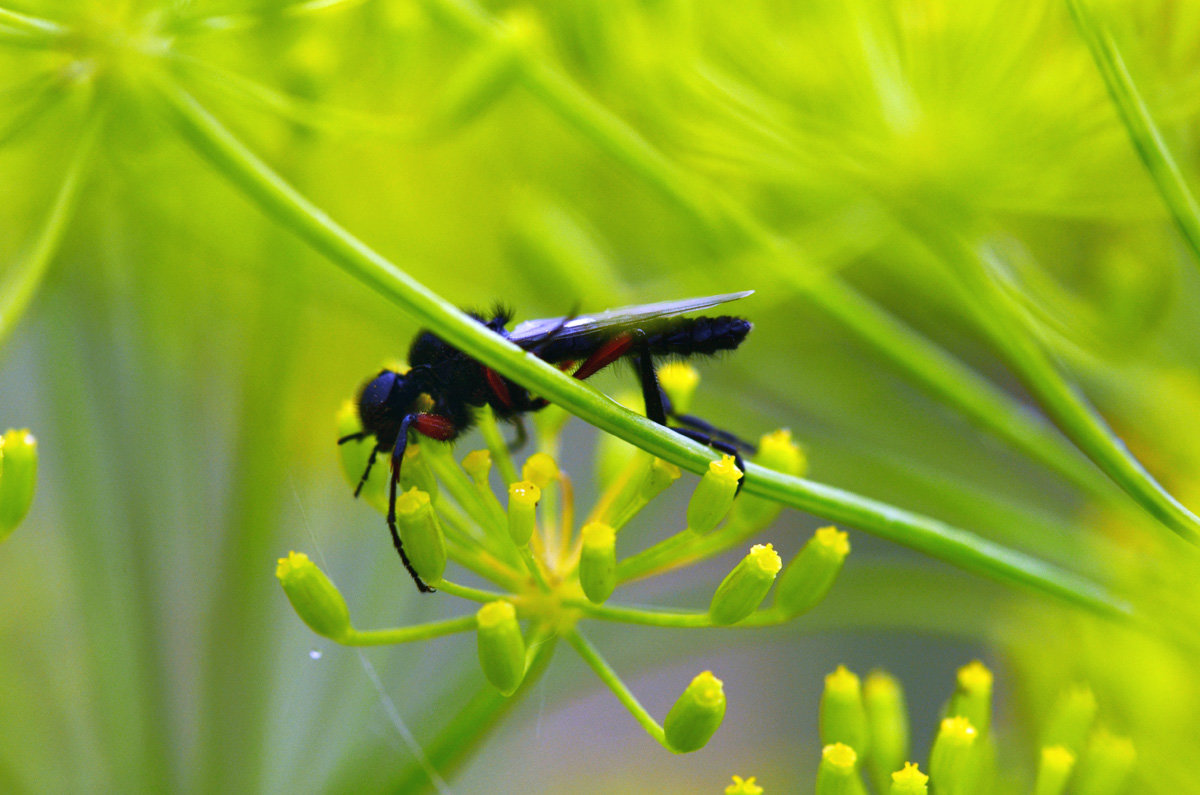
[508, 291, 754, 348]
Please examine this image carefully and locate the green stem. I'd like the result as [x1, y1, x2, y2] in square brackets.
[1066, 0, 1200, 269]
[437, 579, 509, 604]
[340, 615, 477, 646]
[476, 405, 520, 484]
[568, 600, 712, 628]
[0, 6, 69, 39]
[156, 78, 1132, 621]
[616, 529, 698, 583]
[928, 227, 1200, 545]
[0, 102, 99, 349]
[565, 628, 668, 747]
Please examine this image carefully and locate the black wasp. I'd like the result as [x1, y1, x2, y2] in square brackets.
[339, 291, 757, 593]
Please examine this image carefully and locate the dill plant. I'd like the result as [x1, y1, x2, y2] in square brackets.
[0, 0, 1197, 791]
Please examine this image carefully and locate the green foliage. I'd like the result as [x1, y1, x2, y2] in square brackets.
[1, 0, 1198, 790]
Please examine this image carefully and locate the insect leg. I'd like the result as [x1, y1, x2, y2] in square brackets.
[388, 414, 435, 594]
[508, 417, 528, 452]
[354, 443, 381, 498]
[631, 333, 748, 493]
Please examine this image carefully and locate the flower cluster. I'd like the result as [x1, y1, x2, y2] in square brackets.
[806, 661, 1134, 794]
[278, 365, 847, 753]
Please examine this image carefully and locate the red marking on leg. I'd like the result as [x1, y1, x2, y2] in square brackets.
[573, 333, 633, 380]
[413, 413, 457, 441]
[484, 367, 514, 408]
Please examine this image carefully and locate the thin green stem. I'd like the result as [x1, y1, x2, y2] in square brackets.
[567, 599, 712, 628]
[0, 100, 99, 349]
[616, 529, 698, 584]
[156, 78, 1133, 621]
[0, 6, 69, 39]
[340, 615, 477, 646]
[926, 226, 1200, 545]
[436, 579, 509, 604]
[1066, 0, 1200, 269]
[476, 405, 520, 484]
[516, 546, 551, 592]
[565, 628, 667, 747]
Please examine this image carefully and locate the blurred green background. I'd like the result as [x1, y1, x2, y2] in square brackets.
[2, 0, 1199, 791]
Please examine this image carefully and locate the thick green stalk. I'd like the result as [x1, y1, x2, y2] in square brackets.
[155, 79, 1132, 622]
[1066, 0, 1200, 269]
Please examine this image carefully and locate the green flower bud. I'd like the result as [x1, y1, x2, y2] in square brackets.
[579, 521, 616, 603]
[864, 670, 909, 793]
[948, 660, 993, 735]
[1074, 731, 1135, 795]
[658, 362, 699, 415]
[816, 743, 867, 795]
[276, 551, 351, 641]
[889, 763, 929, 795]
[507, 480, 540, 547]
[709, 543, 782, 625]
[395, 488, 446, 585]
[725, 775, 763, 795]
[640, 457, 681, 501]
[686, 455, 741, 533]
[664, 671, 726, 753]
[476, 601, 526, 696]
[399, 444, 439, 500]
[0, 429, 37, 541]
[1042, 684, 1097, 754]
[734, 430, 805, 528]
[522, 452, 559, 489]
[461, 449, 492, 485]
[928, 716, 977, 795]
[775, 526, 849, 616]
[1034, 746, 1075, 795]
[820, 666, 870, 757]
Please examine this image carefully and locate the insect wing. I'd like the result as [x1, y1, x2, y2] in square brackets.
[508, 291, 753, 348]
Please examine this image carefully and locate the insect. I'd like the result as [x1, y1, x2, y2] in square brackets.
[339, 291, 757, 592]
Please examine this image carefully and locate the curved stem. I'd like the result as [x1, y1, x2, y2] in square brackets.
[154, 78, 1133, 622]
[565, 628, 667, 748]
[1066, 0, 1200, 270]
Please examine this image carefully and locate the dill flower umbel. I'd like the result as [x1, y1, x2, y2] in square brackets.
[277, 366, 830, 753]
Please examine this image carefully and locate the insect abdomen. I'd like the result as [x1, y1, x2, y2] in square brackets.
[643, 315, 751, 357]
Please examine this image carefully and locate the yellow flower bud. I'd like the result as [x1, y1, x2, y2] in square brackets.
[864, 670, 909, 793]
[821, 666, 869, 757]
[522, 452, 559, 489]
[579, 521, 617, 603]
[394, 488, 446, 584]
[889, 763, 929, 795]
[657, 362, 699, 415]
[1034, 746, 1075, 795]
[817, 743, 866, 795]
[476, 601, 526, 696]
[664, 671, 726, 753]
[709, 543, 781, 625]
[276, 551, 351, 641]
[928, 716, 977, 795]
[507, 480, 540, 547]
[686, 455, 741, 533]
[775, 526, 849, 617]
